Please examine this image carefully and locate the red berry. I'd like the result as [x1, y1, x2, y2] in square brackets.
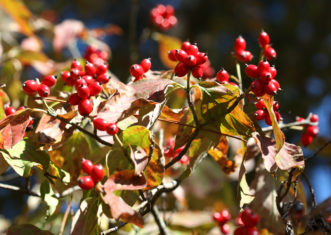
[78, 99, 93, 116]
[71, 59, 83, 71]
[254, 109, 265, 120]
[275, 111, 281, 122]
[181, 41, 191, 51]
[216, 69, 229, 83]
[196, 52, 208, 65]
[88, 81, 103, 96]
[96, 74, 110, 84]
[179, 155, 189, 164]
[310, 114, 318, 123]
[250, 79, 265, 97]
[61, 71, 71, 82]
[236, 50, 252, 62]
[106, 123, 119, 135]
[184, 55, 197, 67]
[37, 84, 50, 97]
[5, 106, 16, 116]
[96, 63, 108, 75]
[257, 60, 270, 74]
[91, 164, 105, 183]
[130, 64, 144, 77]
[270, 66, 277, 78]
[186, 44, 199, 56]
[81, 158, 94, 175]
[273, 101, 279, 110]
[41, 75, 57, 87]
[192, 66, 203, 78]
[236, 212, 244, 226]
[70, 68, 81, 80]
[258, 31, 270, 47]
[301, 132, 313, 146]
[219, 223, 230, 234]
[234, 36, 246, 52]
[296, 117, 305, 123]
[265, 79, 280, 95]
[168, 49, 177, 61]
[78, 175, 95, 190]
[93, 118, 109, 131]
[22, 80, 38, 95]
[255, 99, 266, 110]
[77, 84, 90, 98]
[82, 75, 94, 85]
[259, 71, 272, 83]
[220, 209, 231, 222]
[68, 93, 81, 105]
[306, 125, 319, 137]
[213, 212, 223, 223]
[84, 62, 97, 76]
[234, 227, 246, 235]
[74, 77, 87, 90]
[264, 46, 277, 60]
[245, 227, 259, 235]
[174, 62, 189, 77]
[140, 58, 152, 72]
[245, 64, 259, 79]
[17, 106, 25, 111]
[164, 147, 174, 158]
[175, 49, 188, 62]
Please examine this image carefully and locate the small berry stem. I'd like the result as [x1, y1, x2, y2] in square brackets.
[186, 72, 199, 126]
[235, 60, 245, 104]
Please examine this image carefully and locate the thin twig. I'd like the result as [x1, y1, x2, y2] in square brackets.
[59, 199, 72, 235]
[306, 139, 331, 162]
[151, 206, 168, 235]
[262, 120, 318, 132]
[0, 182, 40, 197]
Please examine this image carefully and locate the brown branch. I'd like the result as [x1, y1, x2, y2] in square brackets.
[0, 182, 40, 197]
[151, 206, 168, 235]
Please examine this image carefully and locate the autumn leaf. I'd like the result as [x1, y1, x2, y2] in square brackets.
[130, 77, 173, 100]
[144, 144, 164, 189]
[0, 89, 9, 120]
[7, 224, 53, 235]
[103, 170, 146, 191]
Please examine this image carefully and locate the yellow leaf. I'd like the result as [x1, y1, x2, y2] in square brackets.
[153, 32, 181, 68]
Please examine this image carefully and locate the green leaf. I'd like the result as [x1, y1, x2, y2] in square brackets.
[122, 126, 151, 154]
[7, 224, 53, 235]
[40, 180, 59, 217]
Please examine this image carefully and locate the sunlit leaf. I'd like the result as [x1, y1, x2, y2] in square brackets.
[144, 144, 164, 189]
[0, 89, 9, 120]
[40, 180, 59, 217]
[7, 224, 53, 235]
[103, 170, 146, 191]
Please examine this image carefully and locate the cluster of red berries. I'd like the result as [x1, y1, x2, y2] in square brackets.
[129, 58, 152, 82]
[164, 138, 189, 165]
[4, 106, 33, 127]
[93, 118, 119, 136]
[150, 4, 177, 31]
[246, 60, 280, 97]
[84, 45, 108, 64]
[254, 99, 281, 126]
[233, 36, 253, 62]
[78, 159, 105, 190]
[22, 74, 57, 98]
[234, 208, 259, 235]
[212, 209, 232, 234]
[63, 59, 110, 116]
[258, 31, 277, 61]
[168, 41, 208, 79]
[297, 114, 319, 146]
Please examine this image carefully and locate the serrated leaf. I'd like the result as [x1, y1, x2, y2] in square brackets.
[40, 180, 59, 217]
[7, 224, 53, 235]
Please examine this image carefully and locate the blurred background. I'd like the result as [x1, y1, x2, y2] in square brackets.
[0, 0, 330, 230]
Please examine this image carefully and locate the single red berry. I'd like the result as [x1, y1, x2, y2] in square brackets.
[184, 55, 197, 67]
[65, 76, 77, 86]
[140, 58, 152, 72]
[270, 66, 277, 78]
[96, 63, 108, 75]
[236, 212, 244, 226]
[181, 41, 191, 52]
[41, 75, 57, 87]
[37, 84, 50, 97]
[220, 209, 231, 222]
[175, 49, 188, 62]
[196, 52, 208, 65]
[78, 175, 95, 190]
[265, 79, 280, 95]
[179, 155, 189, 164]
[216, 69, 230, 83]
[61, 71, 71, 82]
[306, 125, 319, 137]
[245, 212, 260, 228]
[28, 118, 34, 126]
[310, 114, 318, 123]
[213, 212, 223, 223]
[273, 101, 279, 110]
[74, 77, 87, 90]
[255, 99, 266, 110]
[245, 64, 259, 79]
[257, 60, 270, 75]
[96, 74, 110, 84]
[174, 62, 189, 77]
[106, 123, 119, 135]
[186, 44, 199, 56]
[258, 31, 270, 47]
[259, 71, 272, 83]
[264, 46, 277, 60]
[82, 75, 94, 85]
[84, 61, 97, 76]
[77, 84, 91, 98]
[93, 118, 109, 131]
[22, 80, 38, 95]
[5, 106, 16, 116]
[301, 132, 313, 146]
[78, 99, 93, 116]
[192, 66, 203, 78]
[234, 36, 246, 52]
[254, 109, 265, 120]
[71, 59, 83, 71]
[68, 93, 81, 105]
[91, 164, 105, 183]
[130, 64, 144, 77]
[250, 79, 265, 97]
[70, 68, 81, 80]
[236, 50, 252, 62]
[168, 49, 177, 61]
[219, 223, 230, 234]
[88, 81, 103, 96]
[81, 158, 94, 175]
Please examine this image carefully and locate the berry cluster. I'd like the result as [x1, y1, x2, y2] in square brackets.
[84, 45, 108, 64]
[93, 118, 119, 136]
[78, 159, 105, 190]
[168, 41, 208, 79]
[150, 4, 177, 31]
[213, 209, 232, 234]
[130, 58, 152, 82]
[233, 36, 253, 62]
[246, 60, 280, 97]
[4, 106, 33, 127]
[254, 99, 281, 126]
[297, 114, 319, 146]
[258, 31, 277, 60]
[164, 138, 189, 165]
[234, 208, 259, 235]
[22, 75, 57, 98]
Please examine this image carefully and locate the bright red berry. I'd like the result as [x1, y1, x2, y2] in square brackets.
[264, 46, 277, 60]
[175, 49, 188, 62]
[216, 69, 230, 83]
[70, 68, 81, 80]
[257, 60, 270, 74]
[68, 93, 81, 105]
[192, 66, 203, 78]
[219, 223, 230, 234]
[61, 71, 71, 83]
[255, 99, 266, 109]
[174, 62, 189, 77]
[82, 75, 94, 85]
[259, 71, 272, 83]
[265, 79, 280, 95]
[5, 106, 16, 116]
[130, 64, 144, 77]
[77, 84, 91, 98]
[106, 123, 119, 135]
[254, 109, 265, 120]
[81, 158, 94, 175]
[234, 36, 246, 52]
[296, 117, 305, 123]
[71, 59, 83, 71]
[93, 118, 109, 131]
[78, 99, 93, 116]
[96, 63, 108, 75]
[306, 125, 319, 137]
[184, 55, 197, 67]
[273, 101, 279, 110]
[270, 66, 277, 78]
[37, 84, 50, 97]
[220, 209, 231, 222]
[168, 49, 177, 61]
[88, 81, 103, 96]
[250, 79, 265, 97]
[84, 61, 97, 76]
[301, 132, 313, 146]
[213, 212, 223, 223]
[78, 175, 95, 190]
[236, 50, 252, 62]
[258, 31, 270, 47]
[196, 52, 208, 65]
[310, 114, 318, 123]
[91, 164, 105, 182]
[179, 155, 189, 164]
[140, 58, 152, 72]
[181, 41, 191, 51]
[186, 44, 199, 56]
[41, 75, 57, 87]
[22, 80, 38, 95]
[245, 64, 259, 79]
[96, 74, 110, 84]
[74, 77, 87, 90]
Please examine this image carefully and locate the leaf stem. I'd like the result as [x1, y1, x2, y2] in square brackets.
[186, 72, 199, 127]
[235, 61, 243, 96]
